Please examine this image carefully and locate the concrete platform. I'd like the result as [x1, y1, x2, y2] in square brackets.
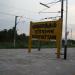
[0, 48, 75, 75]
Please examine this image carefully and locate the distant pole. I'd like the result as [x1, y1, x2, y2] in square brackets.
[64, 0, 68, 59]
[71, 29, 72, 39]
[14, 16, 18, 48]
[71, 29, 72, 46]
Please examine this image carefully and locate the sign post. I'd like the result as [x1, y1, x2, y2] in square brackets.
[56, 19, 62, 58]
[28, 22, 32, 53]
[29, 19, 62, 58]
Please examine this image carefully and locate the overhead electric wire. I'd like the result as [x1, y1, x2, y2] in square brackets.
[0, 3, 37, 14]
[39, 0, 61, 14]
[0, 11, 16, 16]
[0, 11, 35, 22]
[38, 0, 67, 22]
[39, 9, 61, 14]
[47, 0, 61, 5]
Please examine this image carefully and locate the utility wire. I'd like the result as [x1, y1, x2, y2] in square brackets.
[47, 0, 60, 5]
[0, 11, 35, 21]
[0, 11, 16, 16]
[0, 3, 37, 14]
[39, 0, 61, 14]
[39, 11, 61, 13]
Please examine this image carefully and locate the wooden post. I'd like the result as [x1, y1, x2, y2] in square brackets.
[56, 19, 62, 58]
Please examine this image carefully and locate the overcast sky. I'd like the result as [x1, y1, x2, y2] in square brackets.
[0, 0, 75, 39]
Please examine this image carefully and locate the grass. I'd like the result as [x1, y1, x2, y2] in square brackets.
[0, 42, 75, 49]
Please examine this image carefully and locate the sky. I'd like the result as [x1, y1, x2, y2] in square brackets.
[0, 0, 75, 39]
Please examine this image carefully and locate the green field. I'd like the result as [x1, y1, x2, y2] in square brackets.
[0, 40, 75, 49]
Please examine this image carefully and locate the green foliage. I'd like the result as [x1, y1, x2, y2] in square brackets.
[0, 27, 28, 48]
[0, 27, 75, 48]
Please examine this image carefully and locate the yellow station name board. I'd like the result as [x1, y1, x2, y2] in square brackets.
[30, 19, 62, 41]
[29, 19, 62, 58]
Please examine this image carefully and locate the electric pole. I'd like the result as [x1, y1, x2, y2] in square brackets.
[71, 29, 72, 46]
[61, 0, 64, 20]
[64, 0, 68, 59]
[71, 29, 72, 39]
[14, 16, 18, 48]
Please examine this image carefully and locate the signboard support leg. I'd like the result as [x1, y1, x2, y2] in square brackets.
[28, 22, 32, 53]
[28, 35, 32, 53]
[56, 40, 61, 58]
[38, 40, 41, 51]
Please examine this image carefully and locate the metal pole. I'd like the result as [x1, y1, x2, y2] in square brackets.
[61, 0, 64, 48]
[14, 16, 18, 48]
[61, 0, 64, 20]
[64, 0, 68, 59]
[71, 29, 72, 45]
[71, 29, 72, 39]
